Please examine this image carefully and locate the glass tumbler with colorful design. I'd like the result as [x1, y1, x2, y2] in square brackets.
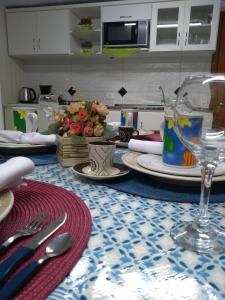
[121, 110, 138, 129]
[162, 115, 203, 167]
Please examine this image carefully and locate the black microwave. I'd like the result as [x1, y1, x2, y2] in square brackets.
[103, 20, 149, 48]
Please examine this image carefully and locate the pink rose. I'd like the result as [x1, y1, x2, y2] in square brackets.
[96, 103, 108, 117]
[94, 124, 104, 137]
[83, 124, 94, 137]
[62, 116, 72, 131]
[69, 122, 84, 135]
[68, 102, 84, 114]
[78, 108, 89, 121]
[92, 102, 98, 114]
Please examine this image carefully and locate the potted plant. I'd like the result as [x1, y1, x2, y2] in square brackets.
[78, 17, 92, 30]
[57, 100, 110, 166]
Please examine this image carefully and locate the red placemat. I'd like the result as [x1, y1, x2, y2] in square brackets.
[0, 179, 92, 300]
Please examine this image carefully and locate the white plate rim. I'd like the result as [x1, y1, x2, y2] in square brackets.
[0, 190, 14, 222]
[122, 151, 225, 183]
[0, 143, 47, 148]
[71, 162, 130, 180]
[136, 153, 225, 177]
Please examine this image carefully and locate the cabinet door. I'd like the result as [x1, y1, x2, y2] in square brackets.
[7, 12, 37, 55]
[150, 1, 185, 52]
[101, 4, 151, 22]
[37, 10, 71, 54]
[183, 0, 220, 50]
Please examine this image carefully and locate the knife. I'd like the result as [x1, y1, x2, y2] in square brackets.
[0, 212, 67, 286]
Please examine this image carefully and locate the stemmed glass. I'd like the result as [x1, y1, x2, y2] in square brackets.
[170, 74, 225, 254]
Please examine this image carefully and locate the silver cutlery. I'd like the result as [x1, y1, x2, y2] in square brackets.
[0, 212, 67, 286]
[0, 232, 72, 300]
[0, 213, 49, 256]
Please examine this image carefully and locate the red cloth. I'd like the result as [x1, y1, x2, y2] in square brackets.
[133, 131, 162, 142]
[0, 179, 92, 300]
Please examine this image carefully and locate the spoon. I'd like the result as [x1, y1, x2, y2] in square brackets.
[0, 232, 73, 300]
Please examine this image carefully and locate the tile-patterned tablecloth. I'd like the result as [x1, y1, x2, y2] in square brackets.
[25, 150, 225, 300]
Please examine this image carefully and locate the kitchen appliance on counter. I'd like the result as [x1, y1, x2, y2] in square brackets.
[39, 94, 58, 105]
[40, 85, 52, 95]
[38, 85, 58, 105]
[18, 87, 36, 103]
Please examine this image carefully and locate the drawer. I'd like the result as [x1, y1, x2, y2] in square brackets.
[101, 3, 152, 22]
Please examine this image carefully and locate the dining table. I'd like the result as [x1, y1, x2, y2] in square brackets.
[3, 147, 225, 300]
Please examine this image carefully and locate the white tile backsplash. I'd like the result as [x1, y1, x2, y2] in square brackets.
[22, 55, 212, 106]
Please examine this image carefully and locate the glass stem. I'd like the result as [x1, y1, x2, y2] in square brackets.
[196, 163, 216, 228]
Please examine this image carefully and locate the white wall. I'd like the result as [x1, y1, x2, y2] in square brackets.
[0, 5, 24, 128]
[22, 54, 211, 106]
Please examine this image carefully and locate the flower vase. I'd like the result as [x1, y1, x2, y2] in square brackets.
[57, 135, 103, 167]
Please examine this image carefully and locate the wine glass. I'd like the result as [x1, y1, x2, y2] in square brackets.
[170, 74, 225, 254]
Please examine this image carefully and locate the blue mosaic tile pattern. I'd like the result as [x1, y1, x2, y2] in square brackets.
[24, 149, 225, 300]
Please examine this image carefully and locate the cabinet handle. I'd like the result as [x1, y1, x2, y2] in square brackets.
[32, 38, 36, 51]
[185, 32, 188, 46]
[120, 16, 132, 18]
[177, 32, 180, 46]
[38, 38, 40, 51]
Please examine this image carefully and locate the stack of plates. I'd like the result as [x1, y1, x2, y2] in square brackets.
[122, 152, 225, 185]
[0, 143, 56, 155]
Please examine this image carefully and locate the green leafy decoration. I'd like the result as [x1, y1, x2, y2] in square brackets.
[102, 48, 140, 58]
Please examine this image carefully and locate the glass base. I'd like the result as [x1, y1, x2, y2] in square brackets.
[170, 221, 225, 254]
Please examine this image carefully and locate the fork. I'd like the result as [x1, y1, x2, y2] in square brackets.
[0, 213, 49, 256]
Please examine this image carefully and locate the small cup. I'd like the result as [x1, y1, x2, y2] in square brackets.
[88, 141, 118, 176]
[121, 111, 138, 128]
[119, 126, 139, 142]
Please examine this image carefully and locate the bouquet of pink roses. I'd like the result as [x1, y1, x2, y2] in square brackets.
[58, 101, 109, 139]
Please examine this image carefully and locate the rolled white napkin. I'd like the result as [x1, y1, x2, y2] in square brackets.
[20, 133, 57, 145]
[0, 157, 35, 192]
[0, 131, 57, 145]
[0, 131, 22, 143]
[128, 139, 163, 155]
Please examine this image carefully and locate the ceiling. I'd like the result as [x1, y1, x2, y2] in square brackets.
[0, 0, 122, 9]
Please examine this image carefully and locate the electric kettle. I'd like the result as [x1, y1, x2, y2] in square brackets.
[18, 87, 36, 103]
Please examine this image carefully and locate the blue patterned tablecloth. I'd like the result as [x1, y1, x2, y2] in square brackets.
[24, 149, 225, 300]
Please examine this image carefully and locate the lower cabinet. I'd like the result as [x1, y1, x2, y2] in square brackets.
[4, 105, 49, 132]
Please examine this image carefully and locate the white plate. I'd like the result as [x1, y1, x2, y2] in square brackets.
[0, 190, 14, 222]
[0, 143, 46, 148]
[72, 162, 130, 180]
[122, 152, 225, 185]
[137, 154, 225, 177]
[0, 143, 56, 155]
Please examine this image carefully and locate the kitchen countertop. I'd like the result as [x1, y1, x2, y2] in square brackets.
[108, 105, 164, 111]
[4, 103, 165, 111]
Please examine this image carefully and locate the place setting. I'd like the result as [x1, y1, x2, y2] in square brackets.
[0, 154, 93, 299]
[122, 111, 225, 185]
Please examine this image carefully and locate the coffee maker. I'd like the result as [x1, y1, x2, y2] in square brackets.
[38, 85, 58, 105]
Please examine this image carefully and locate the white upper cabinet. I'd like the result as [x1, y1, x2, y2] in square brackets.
[150, 0, 220, 51]
[150, 1, 185, 51]
[182, 0, 220, 51]
[6, 12, 37, 55]
[101, 3, 151, 22]
[7, 10, 76, 55]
